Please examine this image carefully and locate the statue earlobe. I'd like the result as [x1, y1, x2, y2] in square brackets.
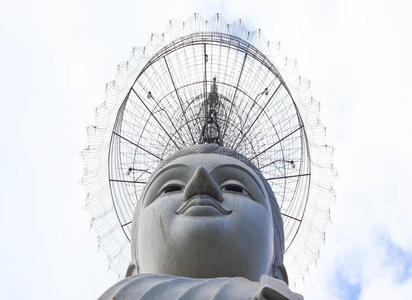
[125, 263, 138, 277]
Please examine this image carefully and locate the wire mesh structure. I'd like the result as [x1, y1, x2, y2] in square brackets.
[82, 13, 336, 288]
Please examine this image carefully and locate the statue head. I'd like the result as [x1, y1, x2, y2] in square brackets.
[127, 144, 288, 283]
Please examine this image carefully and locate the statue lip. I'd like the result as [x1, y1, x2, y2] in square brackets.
[175, 196, 232, 216]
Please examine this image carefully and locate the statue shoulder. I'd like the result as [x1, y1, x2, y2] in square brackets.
[98, 275, 137, 300]
[254, 275, 303, 300]
[98, 274, 303, 300]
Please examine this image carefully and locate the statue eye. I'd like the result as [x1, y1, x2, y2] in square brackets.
[163, 185, 184, 194]
[222, 184, 244, 193]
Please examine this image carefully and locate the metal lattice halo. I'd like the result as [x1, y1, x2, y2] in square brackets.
[82, 13, 336, 287]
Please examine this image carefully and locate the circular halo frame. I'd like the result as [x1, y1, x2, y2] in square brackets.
[82, 13, 336, 288]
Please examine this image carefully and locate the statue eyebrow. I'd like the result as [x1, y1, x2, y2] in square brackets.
[141, 164, 189, 200]
[148, 163, 188, 183]
[210, 164, 265, 194]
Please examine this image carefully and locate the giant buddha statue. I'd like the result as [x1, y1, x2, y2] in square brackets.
[83, 14, 335, 300]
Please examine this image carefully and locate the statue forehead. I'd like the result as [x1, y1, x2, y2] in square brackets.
[155, 153, 259, 177]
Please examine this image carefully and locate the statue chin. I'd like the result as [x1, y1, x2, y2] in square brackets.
[137, 217, 273, 281]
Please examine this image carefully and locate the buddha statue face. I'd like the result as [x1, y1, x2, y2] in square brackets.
[130, 146, 286, 282]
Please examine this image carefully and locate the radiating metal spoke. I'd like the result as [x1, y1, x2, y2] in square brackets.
[249, 124, 304, 160]
[233, 82, 282, 151]
[222, 52, 247, 140]
[281, 213, 302, 222]
[164, 57, 196, 144]
[267, 173, 310, 181]
[121, 221, 132, 227]
[109, 179, 147, 184]
[113, 132, 162, 160]
[132, 88, 181, 150]
[148, 91, 187, 146]
[203, 43, 207, 104]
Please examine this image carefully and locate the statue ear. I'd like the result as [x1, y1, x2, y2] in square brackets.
[273, 263, 289, 285]
[125, 263, 138, 277]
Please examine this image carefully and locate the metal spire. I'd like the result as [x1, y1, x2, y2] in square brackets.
[199, 77, 222, 145]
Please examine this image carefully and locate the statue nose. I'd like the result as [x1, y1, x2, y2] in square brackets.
[184, 167, 223, 202]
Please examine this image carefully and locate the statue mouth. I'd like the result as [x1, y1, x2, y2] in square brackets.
[175, 196, 232, 216]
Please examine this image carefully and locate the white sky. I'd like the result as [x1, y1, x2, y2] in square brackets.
[1, 0, 412, 299]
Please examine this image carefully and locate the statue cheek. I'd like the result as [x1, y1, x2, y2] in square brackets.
[138, 197, 181, 242]
[230, 199, 274, 248]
